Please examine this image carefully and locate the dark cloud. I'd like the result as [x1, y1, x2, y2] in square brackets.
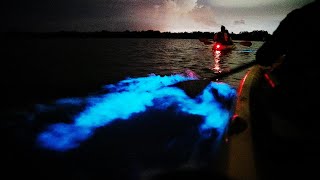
[234, 20, 245, 25]
[0, 0, 315, 32]
[1, 0, 99, 31]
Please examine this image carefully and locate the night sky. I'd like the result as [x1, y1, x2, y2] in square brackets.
[1, 0, 314, 34]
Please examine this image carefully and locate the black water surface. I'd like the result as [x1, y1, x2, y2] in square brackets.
[1, 37, 262, 179]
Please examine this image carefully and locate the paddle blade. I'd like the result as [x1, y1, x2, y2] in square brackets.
[174, 79, 212, 98]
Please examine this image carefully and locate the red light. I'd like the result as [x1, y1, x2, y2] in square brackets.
[237, 71, 249, 95]
[264, 73, 276, 88]
[216, 44, 220, 49]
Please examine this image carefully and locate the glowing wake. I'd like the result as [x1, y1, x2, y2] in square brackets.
[37, 74, 236, 151]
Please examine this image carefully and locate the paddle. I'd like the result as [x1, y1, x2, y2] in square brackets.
[174, 60, 257, 98]
[174, 60, 257, 137]
[199, 38, 252, 47]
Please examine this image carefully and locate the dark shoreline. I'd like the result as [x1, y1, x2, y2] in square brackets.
[2, 30, 270, 41]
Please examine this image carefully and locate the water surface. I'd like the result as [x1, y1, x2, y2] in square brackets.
[3, 38, 262, 107]
[1, 37, 263, 179]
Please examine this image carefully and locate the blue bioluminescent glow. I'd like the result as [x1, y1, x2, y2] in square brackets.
[37, 74, 236, 152]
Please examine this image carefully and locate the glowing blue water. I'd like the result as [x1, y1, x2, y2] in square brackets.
[37, 74, 236, 151]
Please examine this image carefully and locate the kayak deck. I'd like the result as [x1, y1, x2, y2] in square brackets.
[224, 65, 263, 180]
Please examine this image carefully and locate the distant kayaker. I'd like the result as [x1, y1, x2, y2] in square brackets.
[213, 25, 233, 45]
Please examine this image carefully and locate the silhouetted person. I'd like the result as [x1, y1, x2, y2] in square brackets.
[255, 0, 320, 179]
[213, 25, 233, 45]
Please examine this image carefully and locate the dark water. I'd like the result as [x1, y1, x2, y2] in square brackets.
[1, 37, 263, 179]
[2, 38, 262, 107]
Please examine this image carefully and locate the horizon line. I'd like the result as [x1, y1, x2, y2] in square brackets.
[2, 29, 271, 34]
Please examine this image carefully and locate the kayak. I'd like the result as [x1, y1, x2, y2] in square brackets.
[223, 65, 262, 180]
[233, 65, 263, 127]
[231, 64, 320, 179]
[212, 42, 236, 51]
[199, 38, 252, 50]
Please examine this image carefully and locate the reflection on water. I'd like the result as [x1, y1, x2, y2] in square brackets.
[210, 50, 234, 75]
[211, 50, 222, 74]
